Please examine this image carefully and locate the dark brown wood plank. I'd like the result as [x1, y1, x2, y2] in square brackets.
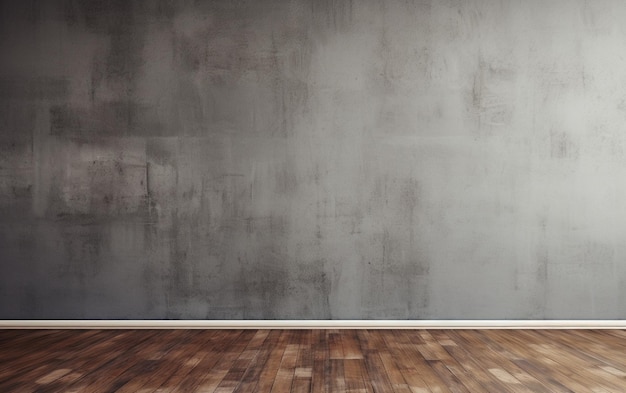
[252, 330, 289, 393]
[113, 330, 216, 393]
[212, 330, 271, 392]
[329, 331, 343, 360]
[63, 330, 182, 392]
[234, 330, 281, 393]
[21, 330, 137, 393]
[178, 329, 253, 392]
[269, 337, 298, 392]
[311, 328, 329, 393]
[363, 351, 395, 393]
[344, 359, 368, 392]
[378, 330, 431, 393]
[0, 329, 98, 380]
[0, 329, 148, 392]
[152, 330, 244, 393]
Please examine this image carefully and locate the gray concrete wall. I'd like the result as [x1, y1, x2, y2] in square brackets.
[1, 0, 625, 319]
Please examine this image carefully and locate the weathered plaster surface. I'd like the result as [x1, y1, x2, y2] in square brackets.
[1, 0, 626, 319]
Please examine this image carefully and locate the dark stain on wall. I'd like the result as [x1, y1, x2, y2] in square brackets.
[0, 77, 69, 100]
[50, 102, 166, 136]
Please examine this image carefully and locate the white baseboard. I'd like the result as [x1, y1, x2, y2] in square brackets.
[1, 320, 625, 329]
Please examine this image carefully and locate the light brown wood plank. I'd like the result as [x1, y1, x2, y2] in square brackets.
[431, 330, 515, 393]
[482, 330, 577, 393]
[329, 359, 346, 392]
[516, 330, 626, 392]
[391, 329, 454, 393]
[378, 351, 414, 393]
[445, 330, 534, 393]
[329, 332, 344, 360]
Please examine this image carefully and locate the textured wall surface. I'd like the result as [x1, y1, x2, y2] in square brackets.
[1, 0, 626, 319]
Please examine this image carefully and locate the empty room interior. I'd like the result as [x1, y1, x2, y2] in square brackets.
[2, 0, 626, 391]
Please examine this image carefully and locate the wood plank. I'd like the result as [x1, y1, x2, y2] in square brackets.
[185, 329, 255, 393]
[152, 330, 244, 393]
[252, 330, 289, 393]
[495, 329, 605, 392]
[342, 330, 364, 359]
[71, 330, 186, 392]
[210, 330, 271, 392]
[291, 378, 311, 393]
[269, 331, 299, 393]
[414, 330, 487, 392]
[344, 359, 368, 391]
[114, 330, 217, 393]
[311, 328, 329, 393]
[0, 329, 152, 392]
[483, 330, 578, 393]
[363, 352, 395, 393]
[329, 359, 346, 392]
[445, 330, 532, 393]
[391, 329, 455, 393]
[378, 330, 431, 393]
[516, 330, 626, 392]
[329, 332, 344, 359]
[0, 329, 100, 380]
[234, 330, 281, 393]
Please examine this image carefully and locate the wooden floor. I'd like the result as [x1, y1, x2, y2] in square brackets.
[1, 329, 626, 392]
